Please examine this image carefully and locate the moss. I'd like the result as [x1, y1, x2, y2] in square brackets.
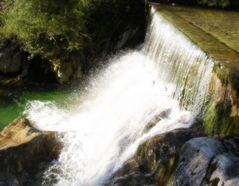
[203, 99, 239, 136]
[136, 142, 158, 173]
[213, 64, 229, 86]
[203, 59, 239, 136]
[136, 141, 179, 186]
[203, 62, 239, 136]
[203, 101, 218, 135]
[154, 157, 178, 186]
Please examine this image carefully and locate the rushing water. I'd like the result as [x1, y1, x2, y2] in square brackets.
[146, 7, 214, 112]
[24, 7, 213, 186]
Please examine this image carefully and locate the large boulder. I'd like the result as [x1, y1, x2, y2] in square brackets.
[108, 127, 202, 186]
[173, 137, 239, 186]
[0, 118, 61, 186]
[173, 137, 225, 186]
[206, 154, 239, 186]
[108, 133, 239, 186]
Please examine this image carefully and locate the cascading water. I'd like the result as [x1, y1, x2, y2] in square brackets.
[145, 7, 214, 113]
[24, 6, 214, 186]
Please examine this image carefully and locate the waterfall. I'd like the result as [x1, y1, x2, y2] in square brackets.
[24, 6, 213, 186]
[145, 7, 214, 113]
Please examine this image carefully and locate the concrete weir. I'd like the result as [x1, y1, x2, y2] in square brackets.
[151, 4, 239, 136]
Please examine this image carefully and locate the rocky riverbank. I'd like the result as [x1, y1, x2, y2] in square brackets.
[0, 118, 61, 185]
[1, 119, 236, 185]
[108, 128, 239, 186]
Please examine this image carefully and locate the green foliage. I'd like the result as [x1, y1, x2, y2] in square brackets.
[1, 0, 91, 64]
[0, 0, 145, 70]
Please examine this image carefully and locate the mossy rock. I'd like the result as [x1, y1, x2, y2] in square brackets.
[203, 101, 239, 136]
[109, 128, 202, 186]
[203, 67, 239, 136]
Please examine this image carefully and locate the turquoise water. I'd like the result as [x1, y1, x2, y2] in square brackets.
[0, 86, 75, 129]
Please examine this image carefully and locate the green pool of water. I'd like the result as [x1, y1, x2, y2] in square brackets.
[0, 86, 76, 129]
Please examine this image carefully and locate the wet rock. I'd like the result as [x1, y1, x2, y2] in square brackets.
[109, 133, 239, 186]
[173, 137, 239, 186]
[0, 118, 61, 186]
[108, 127, 201, 186]
[112, 173, 155, 186]
[173, 137, 225, 186]
[205, 154, 239, 186]
[203, 71, 239, 136]
[143, 109, 171, 133]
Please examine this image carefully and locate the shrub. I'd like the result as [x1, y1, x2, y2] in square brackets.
[1, 0, 91, 66]
[1, 0, 145, 74]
